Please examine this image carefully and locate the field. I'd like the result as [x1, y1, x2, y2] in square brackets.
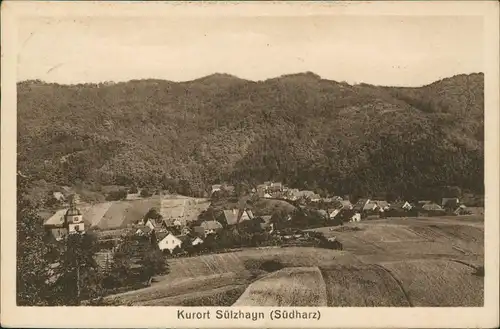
[163, 247, 359, 280]
[233, 267, 328, 306]
[104, 216, 484, 307]
[104, 247, 356, 305]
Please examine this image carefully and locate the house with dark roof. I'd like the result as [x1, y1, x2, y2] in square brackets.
[269, 182, 283, 192]
[340, 200, 353, 209]
[135, 225, 152, 236]
[373, 200, 390, 210]
[200, 220, 223, 235]
[309, 194, 321, 202]
[222, 209, 254, 226]
[417, 200, 433, 209]
[353, 198, 370, 212]
[422, 202, 443, 211]
[192, 225, 207, 237]
[442, 198, 460, 210]
[363, 201, 379, 212]
[389, 201, 412, 211]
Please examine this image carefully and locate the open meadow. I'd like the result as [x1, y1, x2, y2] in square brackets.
[104, 216, 484, 307]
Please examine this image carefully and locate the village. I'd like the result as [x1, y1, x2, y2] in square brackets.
[43, 180, 482, 279]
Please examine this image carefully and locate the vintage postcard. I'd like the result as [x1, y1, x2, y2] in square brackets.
[1, 1, 499, 328]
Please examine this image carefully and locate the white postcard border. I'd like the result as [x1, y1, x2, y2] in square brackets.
[1, 1, 499, 328]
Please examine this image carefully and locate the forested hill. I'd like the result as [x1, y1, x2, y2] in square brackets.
[17, 72, 484, 199]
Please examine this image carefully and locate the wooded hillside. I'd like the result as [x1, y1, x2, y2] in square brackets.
[17, 72, 484, 200]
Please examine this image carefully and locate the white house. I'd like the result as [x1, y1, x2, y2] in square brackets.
[191, 237, 204, 246]
[350, 213, 362, 222]
[211, 184, 222, 194]
[158, 233, 183, 253]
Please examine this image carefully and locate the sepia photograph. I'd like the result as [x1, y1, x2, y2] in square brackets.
[1, 1, 499, 328]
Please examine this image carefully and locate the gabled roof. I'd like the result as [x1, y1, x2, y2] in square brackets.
[373, 200, 389, 208]
[163, 218, 181, 227]
[363, 201, 378, 211]
[223, 209, 253, 225]
[193, 226, 206, 235]
[44, 209, 68, 227]
[158, 233, 182, 243]
[390, 201, 411, 209]
[353, 198, 370, 211]
[261, 215, 272, 223]
[422, 203, 443, 211]
[53, 192, 66, 201]
[200, 220, 223, 230]
[224, 185, 235, 192]
[156, 231, 170, 240]
[136, 225, 152, 234]
[340, 200, 352, 208]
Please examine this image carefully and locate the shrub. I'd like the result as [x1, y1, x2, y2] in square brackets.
[106, 189, 127, 201]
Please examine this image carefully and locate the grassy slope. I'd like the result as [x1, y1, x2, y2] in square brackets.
[309, 218, 484, 263]
[380, 259, 483, 306]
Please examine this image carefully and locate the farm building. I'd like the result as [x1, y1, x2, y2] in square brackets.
[135, 225, 152, 236]
[191, 237, 204, 246]
[363, 201, 379, 212]
[223, 209, 255, 226]
[163, 218, 182, 229]
[390, 201, 413, 211]
[353, 198, 370, 212]
[192, 225, 207, 237]
[442, 198, 460, 209]
[453, 205, 470, 215]
[260, 215, 273, 230]
[269, 182, 283, 192]
[200, 220, 223, 235]
[417, 200, 433, 208]
[52, 191, 66, 202]
[421, 202, 443, 211]
[309, 194, 321, 202]
[339, 200, 353, 209]
[373, 200, 390, 210]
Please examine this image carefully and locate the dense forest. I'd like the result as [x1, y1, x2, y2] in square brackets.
[17, 72, 484, 201]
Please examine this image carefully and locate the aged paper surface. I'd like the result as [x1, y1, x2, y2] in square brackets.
[1, 1, 499, 328]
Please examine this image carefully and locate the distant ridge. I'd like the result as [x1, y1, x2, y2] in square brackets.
[17, 71, 485, 88]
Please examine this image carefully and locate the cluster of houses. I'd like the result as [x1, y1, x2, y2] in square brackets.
[133, 207, 274, 253]
[211, 181, 322, 202]
[328, 197, 472, 222]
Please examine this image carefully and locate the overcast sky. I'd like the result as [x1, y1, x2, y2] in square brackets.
[17, 15, 483, 87]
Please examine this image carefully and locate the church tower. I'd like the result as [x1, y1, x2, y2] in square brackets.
[64, 194, 85, 234]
